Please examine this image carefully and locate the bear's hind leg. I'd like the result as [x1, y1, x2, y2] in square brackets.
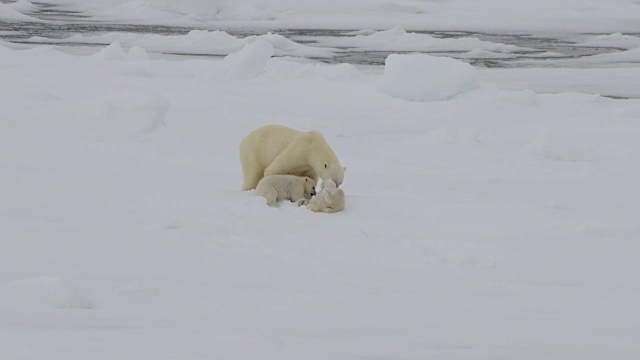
[257, 188, 278, 207]
[242, 169, 264, 191]
[264, 193, 278, 207]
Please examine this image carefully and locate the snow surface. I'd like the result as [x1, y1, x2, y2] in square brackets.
[478, 67, 640, 99]
[2, 1, 640, 359]
[2, 36, 640, 360]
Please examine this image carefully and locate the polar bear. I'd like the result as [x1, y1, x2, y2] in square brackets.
[239, 124, 345, 191]
[299, 179, 345, 213]
[255, 175, 316, 207]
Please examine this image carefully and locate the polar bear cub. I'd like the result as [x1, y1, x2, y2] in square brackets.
[300, 179, 345, 213]
[255, 175, 316, 207]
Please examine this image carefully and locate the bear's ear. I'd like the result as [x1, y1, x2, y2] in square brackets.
[324, 162, 328, 169]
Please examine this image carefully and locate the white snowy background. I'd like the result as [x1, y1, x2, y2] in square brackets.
[1, 0, 640, 359]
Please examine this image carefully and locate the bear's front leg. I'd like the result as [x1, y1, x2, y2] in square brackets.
[297, 199, 309, 206]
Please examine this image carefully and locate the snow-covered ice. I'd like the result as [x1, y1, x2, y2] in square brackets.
[217, 39, 274, 79]
[8, 0, 640, 33]
[6, 0, 39, 13]
[314, 27, 525, 53]
[0, 1, 40, 21]
[381, 54, 478, 101]
[577, 33, 640, 49]
[2, 1, 640, 359]
[25, 30, 336, 58]
[1, 276, 95, 310]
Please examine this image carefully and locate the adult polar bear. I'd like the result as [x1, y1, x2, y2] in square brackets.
[240, 124, 345, 191]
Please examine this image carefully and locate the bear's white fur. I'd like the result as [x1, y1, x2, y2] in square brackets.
[299, 179, 345, 213]
[255, 175, 316, 207]
[239, 124, 345, 191]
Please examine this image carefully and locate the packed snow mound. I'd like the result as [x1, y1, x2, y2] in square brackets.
[8, 0, 39, 13]
[578, 32, 640, 49]
[28, 30, 336, 58]
[94, 42, 151, 61]
[158, 29, 243, 54]
[1, 277, 95, 309]
[250, 33, 335, 58]
[381, 54, 478, 101]
[0, 2, 40, 22]
[94, 41, 127, 60]
[127, 45, 151, 61]
[218, 40, 275, 79]
[315, 27, 523, 52]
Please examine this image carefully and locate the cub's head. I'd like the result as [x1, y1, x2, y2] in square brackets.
[321, 178, 337, 191]
[303, 177, 316, 199]
[322, 162, 346, 187]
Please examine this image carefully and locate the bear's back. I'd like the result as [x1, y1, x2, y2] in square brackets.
[241, 125, 302, 164]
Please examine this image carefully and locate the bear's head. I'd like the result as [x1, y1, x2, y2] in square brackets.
[322, 162, 346, 187]
[303, 177, 316, 199]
